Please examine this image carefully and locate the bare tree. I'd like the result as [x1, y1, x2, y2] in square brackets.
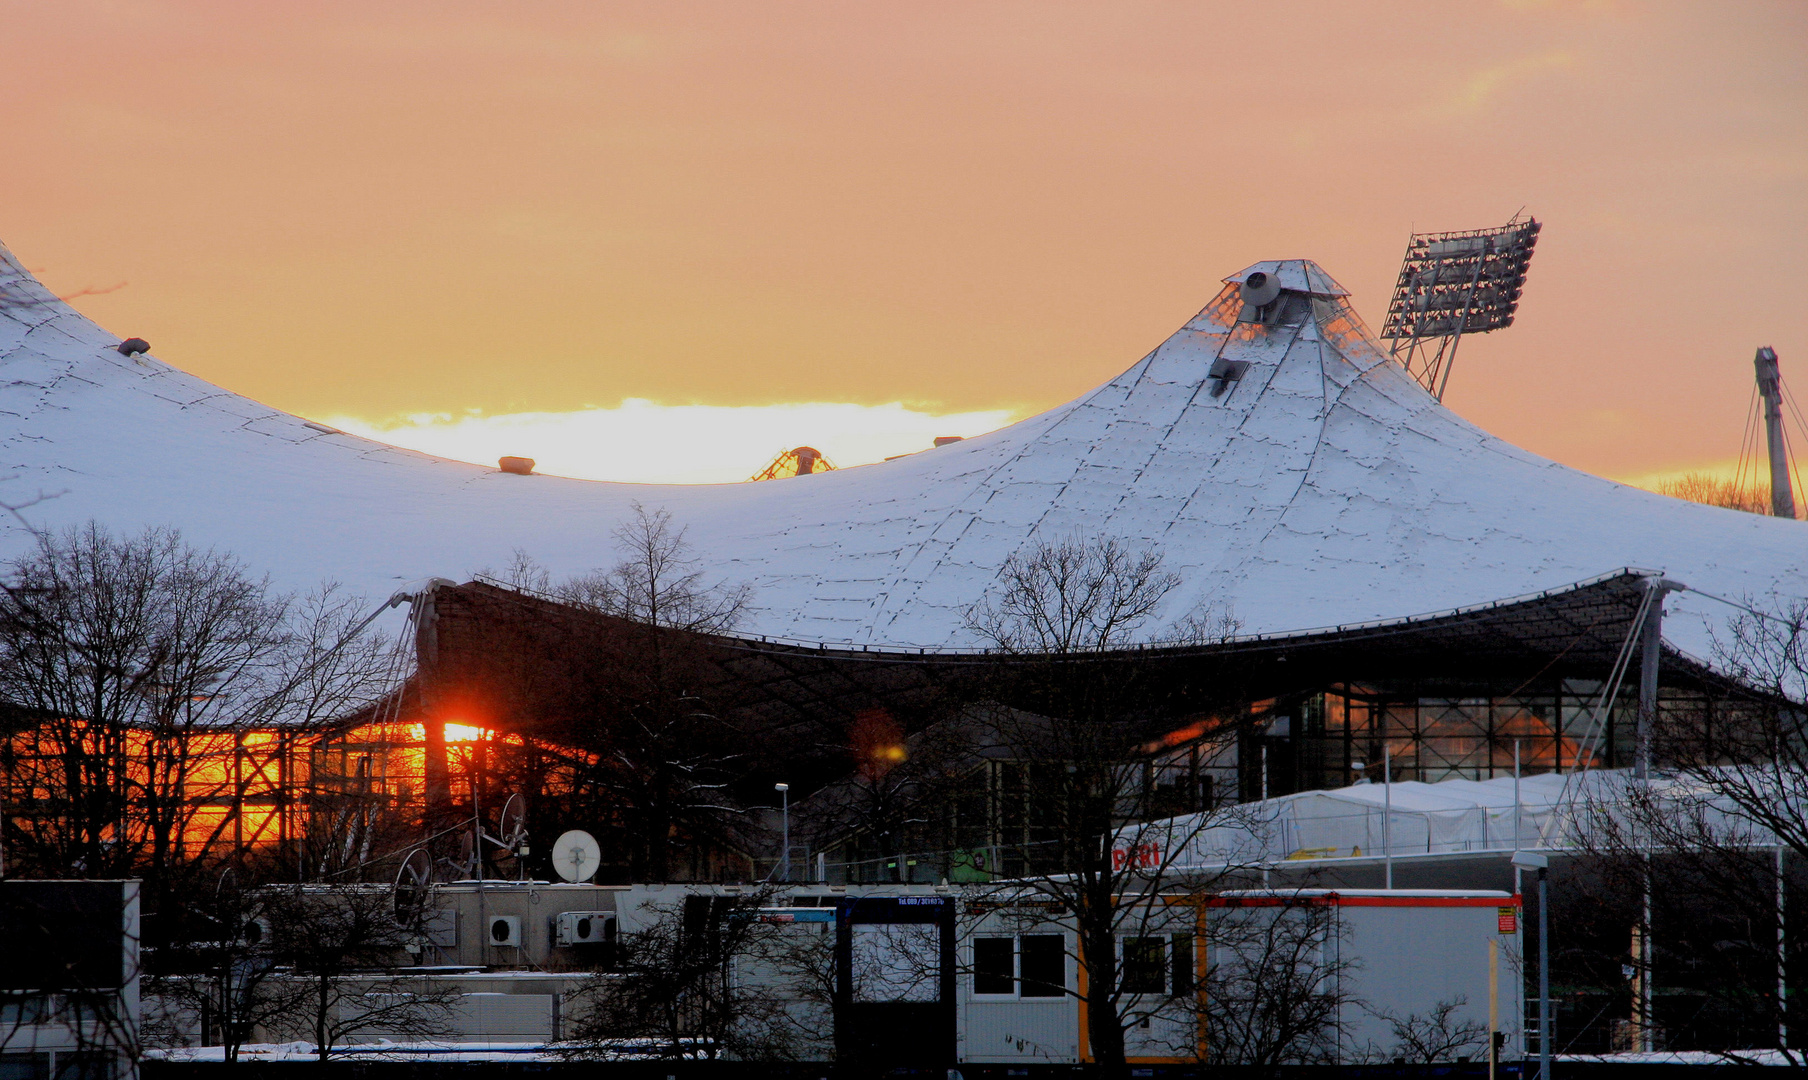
[800, 708, 978, 883]
[0, 523, 397, 922]
[1560, 597, 1808, 1063]
[260, 884, 457, 1060]
[455, 512, 769, 882]
[1360, 997, 1490, 1065]
[1200, 894, 1354, 1072]
[561, 888, 798, 1061]
[551, 505, 753, 880]
[960, 535, 1256, 1077]
[558, 505, 750, 634]
[1656, 473, 1774, 516]
[142, 863, 312, 1063]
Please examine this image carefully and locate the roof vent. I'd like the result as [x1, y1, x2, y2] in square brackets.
[116, 338, 150, 357]
[1239, 272, 1282, 308]
[498, 457, 536, 475]
[1208, 358, 1250, 397]
[1237, 272, 1285, 325]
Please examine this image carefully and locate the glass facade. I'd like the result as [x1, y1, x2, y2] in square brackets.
[1244, 680, 1727, 799]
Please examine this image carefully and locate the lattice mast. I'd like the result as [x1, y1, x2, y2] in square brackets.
[749, 446, 836, 482]
[1755, 347, 1797, 519]
[1380, 216, 1541, 401]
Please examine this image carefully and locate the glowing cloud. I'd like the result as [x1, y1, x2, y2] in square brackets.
[324, 400, 1018, 484]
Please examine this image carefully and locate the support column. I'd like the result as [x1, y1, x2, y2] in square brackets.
[414, 584, 452, 812]
[1781, 846, 1790, 1053]
[1634, 578, 1686, 781]
[1635, 592, 1662, 781]
[1633, 576, 1683, 1054]
[1538, 867, 1552, 1080]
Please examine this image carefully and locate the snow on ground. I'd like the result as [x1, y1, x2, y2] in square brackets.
[144, 1040, 699, 1063]
[2, 247, 1801, 655]
[1560, 1050, 1802, 1066]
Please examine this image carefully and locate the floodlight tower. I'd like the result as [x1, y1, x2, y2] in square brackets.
[1380, 216, 1541, 401]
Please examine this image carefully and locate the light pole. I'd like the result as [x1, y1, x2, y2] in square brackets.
[1513, 850, 1551, 1080]
[1383, 743, 1393, 890]
[775, 782, 790, 883]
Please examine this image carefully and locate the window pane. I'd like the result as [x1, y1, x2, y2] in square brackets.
[1020, 935, 1065, 998]
[1122, 937, 1165, 995]
[0, 1054, 50, 1080]
[852, 923, 941, 1003]
[973, 936, 1014, 995]
[1170, 934, 1195, 996]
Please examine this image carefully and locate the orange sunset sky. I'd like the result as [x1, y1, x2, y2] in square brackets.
[3, 1, 1803, 484]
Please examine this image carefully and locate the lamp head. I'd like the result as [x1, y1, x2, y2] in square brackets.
[774, 782, 789, 793]
[1510, 850, 1548, 871]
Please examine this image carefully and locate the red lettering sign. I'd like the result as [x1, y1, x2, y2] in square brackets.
[1111, 843, 1163, 871]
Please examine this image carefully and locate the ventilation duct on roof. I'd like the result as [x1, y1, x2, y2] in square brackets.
[1237, 271, 1285, 324]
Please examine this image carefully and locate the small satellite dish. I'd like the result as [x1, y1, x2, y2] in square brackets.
[394, 848, 433, 925]
[499, 793, 528, 850]
[116, 337, 150, 357]
[1239, 271, 1282, 308]
[552, 829, 602, 883]
[456, 830, 478, 879]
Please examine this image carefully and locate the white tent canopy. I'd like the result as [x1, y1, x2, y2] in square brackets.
[1146, 768, 1789, 871]
[0, 247, 1800, 653]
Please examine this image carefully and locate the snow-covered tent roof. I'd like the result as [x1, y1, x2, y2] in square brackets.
[1160, 772, 1578, 870]
[0, 244, 1800, 656]
[1150, 767, 1795, 871]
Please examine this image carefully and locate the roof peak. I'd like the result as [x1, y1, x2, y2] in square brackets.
[1224, 259, 1350, 298]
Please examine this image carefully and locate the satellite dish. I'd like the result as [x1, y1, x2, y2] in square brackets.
[552, 830, 602, 883]
[499, 793, 528, 850]
[394, 848, 433, 925]
[456, 830, 478, 879]
[1239, 270, 1282, 308]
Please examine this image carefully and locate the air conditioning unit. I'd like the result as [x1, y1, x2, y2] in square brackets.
[240, 915, 273, 949]
[487, 915, 521, 948]
[555, 910, 614, 946]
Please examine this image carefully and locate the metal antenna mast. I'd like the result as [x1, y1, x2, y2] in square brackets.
[1755, 347, 1797, 519]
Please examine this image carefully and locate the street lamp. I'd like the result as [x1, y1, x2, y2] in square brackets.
[1512, 849, 1551, 1080]
[775, 783, 790, 883]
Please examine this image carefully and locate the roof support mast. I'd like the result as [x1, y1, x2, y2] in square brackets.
[1756, 347, 1796, 519]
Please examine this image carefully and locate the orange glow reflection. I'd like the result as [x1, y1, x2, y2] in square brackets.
[408, 722, 494, 743]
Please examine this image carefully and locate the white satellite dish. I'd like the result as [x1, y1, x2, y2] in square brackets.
[551, 829, 602, 883]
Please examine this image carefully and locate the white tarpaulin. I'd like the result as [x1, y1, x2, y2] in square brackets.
[1137, 768, 1794, 870]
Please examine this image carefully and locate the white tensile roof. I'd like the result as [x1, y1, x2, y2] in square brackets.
[0, 246, 1800, 655]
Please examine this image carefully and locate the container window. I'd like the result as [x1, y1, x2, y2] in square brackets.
[1122, 937, 1166, 995]
[973, 936, 1015, 995]
[1019, 935, 1065, 997]
[1170, 933, 1195, 995]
